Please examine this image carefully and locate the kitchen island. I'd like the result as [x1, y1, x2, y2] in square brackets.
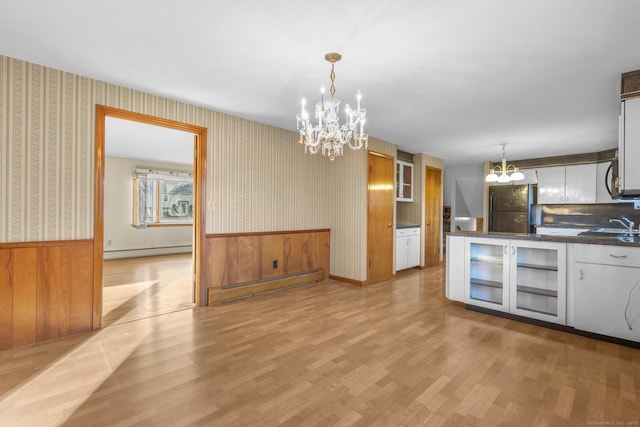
[446, 231, 640, 346]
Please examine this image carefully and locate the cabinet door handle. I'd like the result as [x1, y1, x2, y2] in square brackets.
[504, 245, 508, 255]
[511, 246, 515, 255]
[609, 254, 628, 259]
[577, 269, 583, 280]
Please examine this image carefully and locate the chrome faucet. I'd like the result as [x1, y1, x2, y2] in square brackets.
[609, 217, 635, 233]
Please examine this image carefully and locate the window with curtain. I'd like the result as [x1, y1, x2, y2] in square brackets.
[133, 169, 193, 228]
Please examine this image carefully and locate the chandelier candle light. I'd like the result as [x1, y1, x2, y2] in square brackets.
[485, 144, 525, 183]
[296, 52, 368, 160]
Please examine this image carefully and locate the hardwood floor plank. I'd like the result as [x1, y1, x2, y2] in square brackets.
[0, 263, 639, 426]
[102, 254, 193, 326]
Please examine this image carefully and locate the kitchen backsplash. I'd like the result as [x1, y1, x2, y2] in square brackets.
[532, 203, 640, 229]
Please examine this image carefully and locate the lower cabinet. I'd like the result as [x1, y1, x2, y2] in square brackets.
[574, 245, 640, 342]
[465, 237, 510, 312]
[446, 236, 640, 342]
[510, 241, 566, 323]
[458, 236, 567, 324]
[396, 227, 420, 270]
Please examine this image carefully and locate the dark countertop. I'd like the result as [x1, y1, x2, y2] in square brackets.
[397, 224, 420, 229]
[446, 231, 640, 247]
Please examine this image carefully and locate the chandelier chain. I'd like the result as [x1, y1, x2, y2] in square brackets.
[329, 63, 336, 100]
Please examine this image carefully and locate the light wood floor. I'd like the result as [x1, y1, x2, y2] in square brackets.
[0, 264, 638, 426]
[102, 254, 194, 326]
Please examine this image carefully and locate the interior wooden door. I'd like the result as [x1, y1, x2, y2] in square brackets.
[367, 151, 394, 283]
[425, 166, 442, 267]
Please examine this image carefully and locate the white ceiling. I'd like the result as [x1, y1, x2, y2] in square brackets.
[2, 0, 640, 167]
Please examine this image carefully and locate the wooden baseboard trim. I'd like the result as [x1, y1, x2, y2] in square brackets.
[329, 275, 366, 287]
[207, 268, 326, 305]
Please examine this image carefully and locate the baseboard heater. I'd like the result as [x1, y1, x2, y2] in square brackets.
[208, 268, 326, 305]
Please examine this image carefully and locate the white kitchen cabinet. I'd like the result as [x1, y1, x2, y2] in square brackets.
[536, 166, 566, 204]
[396, 227, 420, 270]
[509, 240, 566, 323]
[463, 237, 566, 323]
[536, 164, 596, 204]
[396, 160, 413, 202]
[446, 235, 465, 302]
[465, 237, 511, 312]
[573, 245, 640, 342]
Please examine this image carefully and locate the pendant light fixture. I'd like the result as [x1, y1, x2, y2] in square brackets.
[485, 144, 524, 183]
[296, 52, 368, 161]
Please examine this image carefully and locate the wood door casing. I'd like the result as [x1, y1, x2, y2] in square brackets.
[367, 151, 394, 283]
[425, 166, 442, 267]
[94, 106, 208, 330]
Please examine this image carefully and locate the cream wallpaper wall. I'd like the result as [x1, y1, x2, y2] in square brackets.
[1, 54, 408, 281]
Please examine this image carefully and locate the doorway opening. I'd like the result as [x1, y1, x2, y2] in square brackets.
[93, 106, 207, 330]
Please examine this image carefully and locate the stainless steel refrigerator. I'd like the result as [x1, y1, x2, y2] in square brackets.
[488, 184, 536, 233]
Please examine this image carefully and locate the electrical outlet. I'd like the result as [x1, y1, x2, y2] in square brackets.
[273, 260, 278, 269]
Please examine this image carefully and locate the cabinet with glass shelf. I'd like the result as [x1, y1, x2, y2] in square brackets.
[465, 238, 510, 312]
[510, 241, 566, 323]
[463, 237, 566, 323]
[396, 160, 413, 202]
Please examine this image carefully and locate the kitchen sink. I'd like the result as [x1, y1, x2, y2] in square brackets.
[578, 228, 640, 242]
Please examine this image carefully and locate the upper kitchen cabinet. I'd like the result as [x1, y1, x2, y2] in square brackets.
[621, 69, 640, 100]
[396, 160, 413, 202]
[537, 164, 596, 204]
[615, 96, 640, 197]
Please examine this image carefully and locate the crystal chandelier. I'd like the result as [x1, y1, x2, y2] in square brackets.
[485, 144, 525, 183]
[296, 52, 368, 160]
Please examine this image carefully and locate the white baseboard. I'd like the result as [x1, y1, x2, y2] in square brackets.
[104, 245, 192, 260]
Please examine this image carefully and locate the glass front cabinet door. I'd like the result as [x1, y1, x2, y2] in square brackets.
[465, 238, 510, 312]
[509, 241, 566, 324]
[465, 238, 567, 324]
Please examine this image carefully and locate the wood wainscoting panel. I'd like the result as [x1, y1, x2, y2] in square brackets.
[12, 248, 38, 348]
[315, 232, 330, 275]
[37, 246, 72, 342]
[206, 229, 330, 305]
[261, 234, 284, 280]
[230, 236, 261, 285]
[284, 232, 312, 274]
[206, 236, 229, 288]
[69, 245, 93, 334]
[0, 249, 12, 350]
[0, 240, 94, 350]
